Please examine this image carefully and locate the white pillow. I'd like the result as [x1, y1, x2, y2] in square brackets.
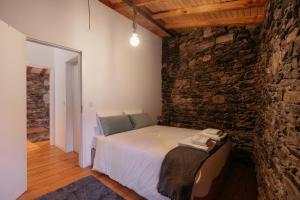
[123, 109, 143, 115]
[96, 111, 123, 135]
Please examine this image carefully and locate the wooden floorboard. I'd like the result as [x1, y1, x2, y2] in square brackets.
[27, 128, 49, 134]
[215, 158, 258, 200]
[18, 140, 257, 200]
[18, 141, 143, 200]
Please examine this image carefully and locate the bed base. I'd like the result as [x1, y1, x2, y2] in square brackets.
[195, 154, 232, 200]
[91, 141, 232, 200]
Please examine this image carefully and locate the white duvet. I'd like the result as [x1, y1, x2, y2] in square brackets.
[92, 125, 200, 200]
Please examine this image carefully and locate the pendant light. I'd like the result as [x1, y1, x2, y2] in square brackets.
[129, 7, 140, 47]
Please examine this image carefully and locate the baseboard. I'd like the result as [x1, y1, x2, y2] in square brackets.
[54, 143, 66, 152]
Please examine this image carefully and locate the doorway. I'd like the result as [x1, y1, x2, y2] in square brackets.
[26, 39, 82, 162]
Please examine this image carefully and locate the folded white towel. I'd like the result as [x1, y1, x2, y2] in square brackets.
[191, 135, 211, 146]
[178, 137, 216, 152]
[202, 128, 222, 135]
[198, 132, 227, 141]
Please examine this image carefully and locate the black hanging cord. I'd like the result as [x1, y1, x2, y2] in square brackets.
[88, 0, 91, 30]
[122, 0, 175, 36]
[132, 6, 137, 33]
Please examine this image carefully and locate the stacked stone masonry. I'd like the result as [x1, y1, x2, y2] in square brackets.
[254, 0, 300, 199]
[161, 0, 300, 199]
[27, 72, 50, 129]
[161, 26, 261, 158]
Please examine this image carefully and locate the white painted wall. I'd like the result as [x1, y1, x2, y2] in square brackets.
[26, 42, 54, 68]
[0, 20, 27, 200]
[0, 0, 162, 167]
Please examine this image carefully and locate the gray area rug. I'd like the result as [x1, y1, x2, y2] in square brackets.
[37, 176, 124, 200]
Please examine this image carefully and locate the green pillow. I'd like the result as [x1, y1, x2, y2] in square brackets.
[99, 115, 133, 136]
[129, 113, 154, 129]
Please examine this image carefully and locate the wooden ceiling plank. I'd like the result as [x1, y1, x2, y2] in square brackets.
[165, 14, 265, 29]
[98, 0, 168, 37]
[117, 6, 169, 37]
[153, 0, 265, 19]
[40, 69, 48, 76]
[98, 0, 114, 8]
[113, 0, 163, 10]
[27, 67, 32, 75]
[121, 0, 175, 36]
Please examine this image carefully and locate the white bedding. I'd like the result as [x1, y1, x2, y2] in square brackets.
[92, 125, 230, 199]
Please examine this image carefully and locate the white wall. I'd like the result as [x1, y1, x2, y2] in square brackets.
[0, 0, 162, 167]
[26, 42, 54, 68]
[0, 20, 27, 200]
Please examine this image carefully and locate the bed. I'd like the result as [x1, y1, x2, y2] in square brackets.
[92, 125, 231, 200]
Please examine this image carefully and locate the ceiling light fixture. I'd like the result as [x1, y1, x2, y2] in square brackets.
[129, 7, 140, 47]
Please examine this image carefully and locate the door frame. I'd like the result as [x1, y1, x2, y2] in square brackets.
[26, 37, 84, 167]
[65, 56, 81, 153]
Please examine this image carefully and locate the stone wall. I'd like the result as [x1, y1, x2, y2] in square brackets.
[161, 26, 261, 158]
[254, 0, 300, 199]
[161, 1, 300, 198]
[27, 72, 50, 128]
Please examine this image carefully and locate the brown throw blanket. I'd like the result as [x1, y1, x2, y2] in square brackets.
[157, 139, 227, 200]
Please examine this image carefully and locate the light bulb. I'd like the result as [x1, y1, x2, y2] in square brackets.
[130, 33, 140, 47]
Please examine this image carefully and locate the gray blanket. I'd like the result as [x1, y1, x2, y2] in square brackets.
[157, 139, 227, 200]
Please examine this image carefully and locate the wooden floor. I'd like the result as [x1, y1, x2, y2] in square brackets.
[19, 140, 143, 200]
[27, 128, 49, 134]
[214, 158, 258, 200]
[19, 140, 257, 200]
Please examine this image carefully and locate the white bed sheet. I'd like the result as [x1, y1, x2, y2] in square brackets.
[92, 125, 230, 199]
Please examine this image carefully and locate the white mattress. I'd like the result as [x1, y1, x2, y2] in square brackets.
[92, 125, 230, 199]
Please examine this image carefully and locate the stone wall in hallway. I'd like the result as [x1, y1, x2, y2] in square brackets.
[254, 0, 300, 199]
[161, 25, 261, 159]
[27, 71, 50, 129]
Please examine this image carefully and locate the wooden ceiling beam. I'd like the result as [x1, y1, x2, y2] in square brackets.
[98, 0, 265, 37]
[153, 0, 266, 19]
[98, 0, 114, 8]
[165, 15, 265, 29]
[113, 0, 162, 10]
[27, 67, 32, 75]
[40, 69, 48, 76]
[121, 0, 175, 36]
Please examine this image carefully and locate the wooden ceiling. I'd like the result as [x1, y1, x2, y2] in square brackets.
[99, 0, 266, 37]
[27, 66, 49, 76]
